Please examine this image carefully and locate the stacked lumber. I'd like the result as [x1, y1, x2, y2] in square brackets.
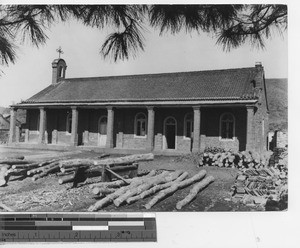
[230, 148, 288, 209]
[198, 150, 273, 169]
[88, 169, 214, 211]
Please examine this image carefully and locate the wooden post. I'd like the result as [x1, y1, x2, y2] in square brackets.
[38, 107, 46, 144]
[146, 106, 155, 151]
[192, 106, 201, 153]
[71, 107, 78, 146]
[8, 108, 17, 144]
[106, 107, 114, 148]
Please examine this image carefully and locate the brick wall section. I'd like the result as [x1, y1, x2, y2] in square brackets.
[202, 108, 247, 152]
[115, 108, 148, 149]
[251, 66, 269, 152]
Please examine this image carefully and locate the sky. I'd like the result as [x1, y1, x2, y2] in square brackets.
[0, 6, 288, 107]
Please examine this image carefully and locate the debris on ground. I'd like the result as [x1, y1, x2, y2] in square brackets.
[230, 148, 288, 210]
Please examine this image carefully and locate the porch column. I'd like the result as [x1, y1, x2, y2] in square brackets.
[192, 106, 201, 153]
[106, 107, 114, 148]
[71, 107, 79, 146]
[8, 108, 17, 144]
[146, 106, 155, 151]
[246, 106, 255, 151]
[38, 107, 46, 144]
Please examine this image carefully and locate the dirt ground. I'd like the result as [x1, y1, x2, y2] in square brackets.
[0, 146, 263, 212]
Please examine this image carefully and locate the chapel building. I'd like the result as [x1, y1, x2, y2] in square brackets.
[8, 58, 269, 154]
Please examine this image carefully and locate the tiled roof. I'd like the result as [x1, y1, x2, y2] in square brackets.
[21, 67, 262, 104]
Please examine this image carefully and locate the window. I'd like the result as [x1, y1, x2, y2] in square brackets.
[58, 66, 64, 78]
[184, 113, 193, 138]
[66, 112, 72, 134]
[220, 113, 235, 140]
[135, 112, 147, 137]
[98, 116, 107, 135]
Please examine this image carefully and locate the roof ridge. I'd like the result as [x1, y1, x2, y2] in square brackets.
[64, 66, 257, 82]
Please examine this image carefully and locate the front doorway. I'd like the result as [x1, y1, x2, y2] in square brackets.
[98, 116, 107, 147]
[164, 117, 177, 149]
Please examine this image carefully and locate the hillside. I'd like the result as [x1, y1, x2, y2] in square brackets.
[265, 78, 288, 131]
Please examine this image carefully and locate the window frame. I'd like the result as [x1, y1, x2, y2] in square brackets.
[98, 115, 108, 135]
[219, 112, 235, 141]
[134, 112, 147, 138]
[183, 112, 194, 140]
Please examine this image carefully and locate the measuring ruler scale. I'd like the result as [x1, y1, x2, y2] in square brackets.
[0, 212, 156, 242]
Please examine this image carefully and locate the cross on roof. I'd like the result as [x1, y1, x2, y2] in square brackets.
[56, 46, 64, 58]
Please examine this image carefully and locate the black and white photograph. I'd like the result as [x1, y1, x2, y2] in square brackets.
[0, 2, 298, 246]
[0, 3, 288, 212]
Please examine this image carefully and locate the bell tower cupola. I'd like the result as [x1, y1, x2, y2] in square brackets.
[52, 47, 67, 84]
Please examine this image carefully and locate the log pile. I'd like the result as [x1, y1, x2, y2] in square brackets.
[88, 169, 214, 211]
[230, 148, 288, 209]
[198, 150, 273, 169]
[0, 153, 153, 187]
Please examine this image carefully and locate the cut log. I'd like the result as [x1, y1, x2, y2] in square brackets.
[96, 154, 110, 159]
[60, 153, 154, 169]
[113, 171, 179, 207]
[5, 168, 28, 176]
[176, 175, 214, 210]
[89, 170, 156, 189]
[59, 159, 95, 168]
[60, 167, 77, 174]
[94, 153, 154, 166]
[38, 159, 60, 167]
[58, 172, 76, 184]
[12, 162, 39, 170]
[32, 163, 60, 181]
[88, 171, 166, 211]
[0, 155, 24, 160]
[144, 170, 207, 209]
[126, 171, 189, 204]
[27, 167, 44, 176]
[0, 164, 11, 186]
[0, 159, 33, 165]
[92, 187, 117, 195]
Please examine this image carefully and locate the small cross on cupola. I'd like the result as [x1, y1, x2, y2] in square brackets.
[56, 46, 64, 59]
[51, 47, 67, 84]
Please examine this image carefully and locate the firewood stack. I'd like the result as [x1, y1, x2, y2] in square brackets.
[198, 150, 273, 169]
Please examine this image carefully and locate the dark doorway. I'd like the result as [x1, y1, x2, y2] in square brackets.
[164, 117, 176, 149]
